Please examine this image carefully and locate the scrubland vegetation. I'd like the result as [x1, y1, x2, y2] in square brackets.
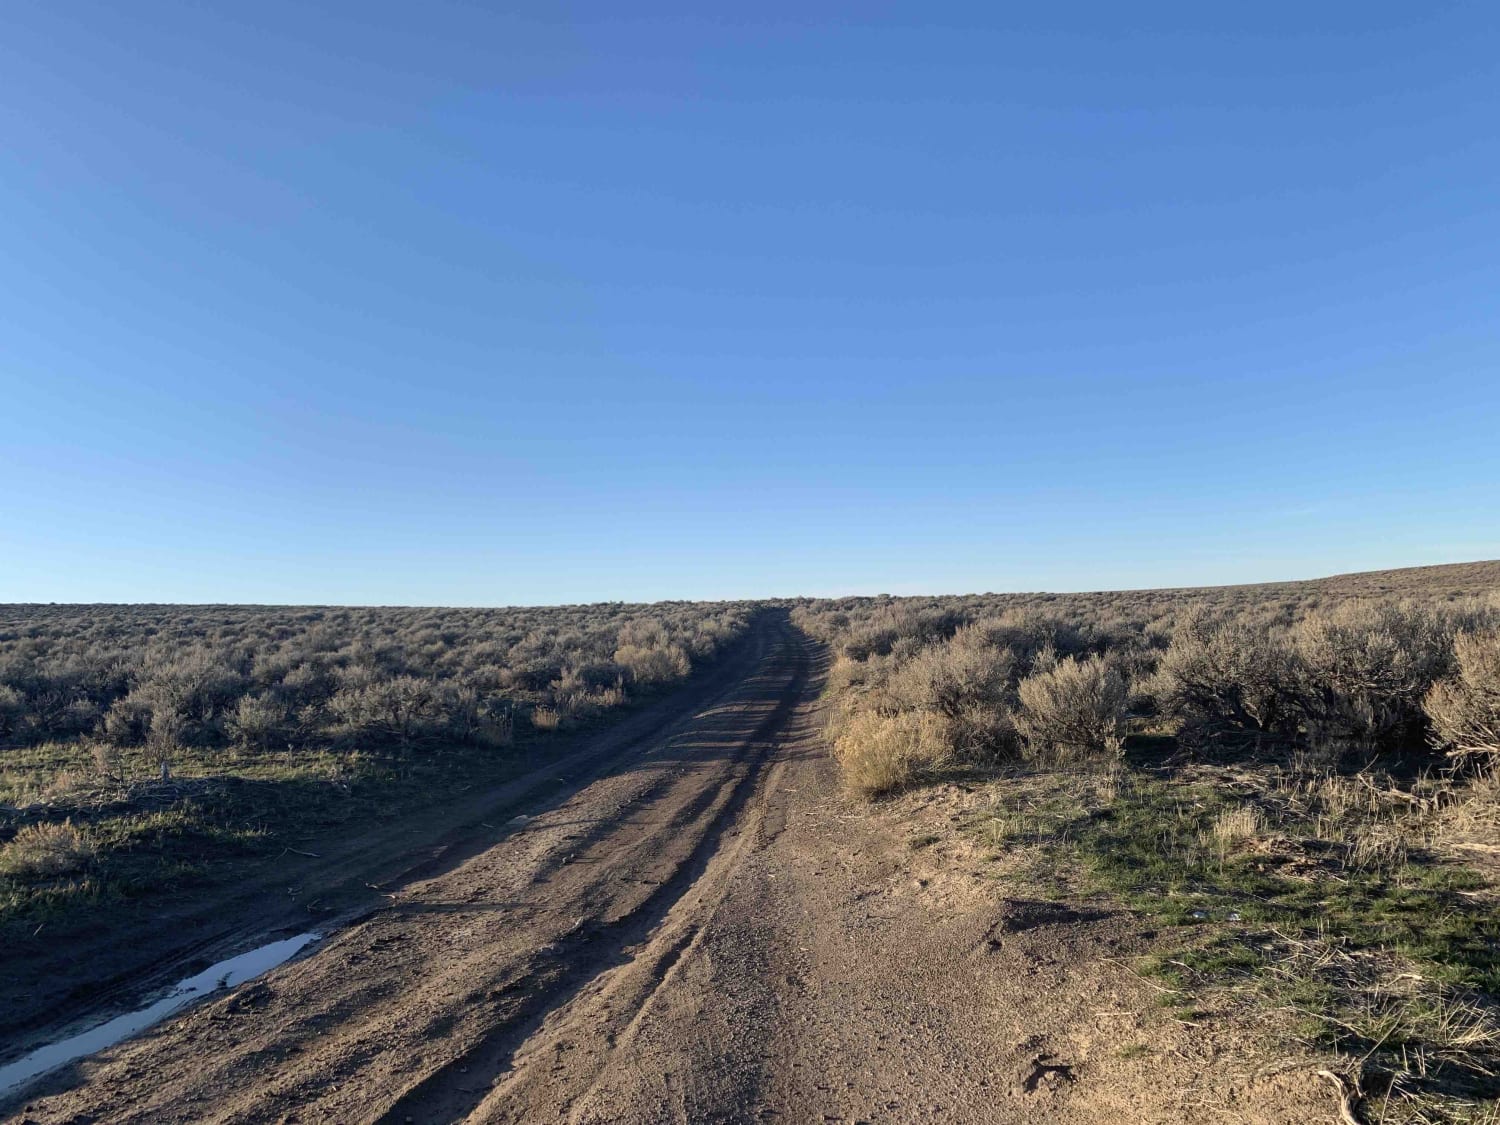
[8, 563, 1500, 1118]
[0, 601, 751, 932]
[795, 561, 1500, 1121]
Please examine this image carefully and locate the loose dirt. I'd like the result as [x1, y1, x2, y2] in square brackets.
[4, 612, 1334, 1123]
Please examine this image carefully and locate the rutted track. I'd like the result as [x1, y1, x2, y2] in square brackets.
[374, 630, 809, 1124]
[0, 612, 778, 1051]
[5, 611, 818, 1123]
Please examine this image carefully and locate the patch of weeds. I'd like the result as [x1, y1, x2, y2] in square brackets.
[1116, 1042, 1150, 1059]
[967, 766, 1500, 1119]
[908, 833, 940, 851]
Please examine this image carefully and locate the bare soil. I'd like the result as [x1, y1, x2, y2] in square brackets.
[4, 612, 1335, 1123]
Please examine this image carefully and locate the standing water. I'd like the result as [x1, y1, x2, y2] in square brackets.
[0, 932, 319, 1100]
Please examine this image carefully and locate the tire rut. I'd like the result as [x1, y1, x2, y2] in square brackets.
[4, 613, 816, 1125]
[0, 618, 776, 1059]
[372, 636, 812, 1124]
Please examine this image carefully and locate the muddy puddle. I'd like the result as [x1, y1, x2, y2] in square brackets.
[0, 931, 319, 1099]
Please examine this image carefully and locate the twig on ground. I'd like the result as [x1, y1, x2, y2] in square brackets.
[1315, 1068, 1365, 1125]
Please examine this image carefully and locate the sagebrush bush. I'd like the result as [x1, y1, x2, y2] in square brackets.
[832, 709, 949, 797]
[0, 602, 753, 776]
[796, 570, 1500, 806]
[328, 675, 440, 748]
[1157, 610, 1300, 745]
[869, 632, 1018, 760]
[613, 643, 691, 686]
[101, 695, 152, 747]
[881, 629, 1012, 722]
[228, 693, 287, 751]
[1293, 601, 1461, 753]
[1014, 655, 1128, 764]
[0, 685, 24, 739]
[1425, 631, 1500, 764]
[0, 820, 95, 879]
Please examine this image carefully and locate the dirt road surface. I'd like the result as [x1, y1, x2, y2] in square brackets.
[5, 611, 1328, 1123]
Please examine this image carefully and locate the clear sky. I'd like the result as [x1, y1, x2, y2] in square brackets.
[3, 3, 1497, 605]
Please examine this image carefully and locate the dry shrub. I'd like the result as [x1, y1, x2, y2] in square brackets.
[227, 693, 287, 751]
[0, 601, 751, 771]
[101, 694, 153, 746]
[483, 707, 516, 747]
[1157, 610, 1300, 745]
[943, 701, 1018, 762]
[593, 684, 626, 710]
[0, 684, 24, 740]
[1014, 655, 1127, 764]
[147, 707, 186, 775]
[328, 675, 440, 747]
[1, 820, 95, 879]
[832, 710, 949, 798]
[529, 706, 561, 732]
[824, 655, 867, 697]
[882, 633, 1002, 715]
[90, 738, 122, 779]
[1425, 630, 1500, 764]
[878, 631, 1016, 759]
[613, 643, 691, 686]
[1293, 600, 1461, 754]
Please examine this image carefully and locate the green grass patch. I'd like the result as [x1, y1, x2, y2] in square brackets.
[972, 772, 1500, 994]
[0, 718, 622, 939]
[966, 766, 1500, 1117]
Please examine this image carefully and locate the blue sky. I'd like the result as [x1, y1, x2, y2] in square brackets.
[3, 2, 1497, 604]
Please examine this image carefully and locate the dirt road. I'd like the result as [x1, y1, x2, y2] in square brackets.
[5, 612, 1328, 1123]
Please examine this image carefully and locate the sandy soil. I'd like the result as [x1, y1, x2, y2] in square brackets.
[4, 612, 1335, 1123]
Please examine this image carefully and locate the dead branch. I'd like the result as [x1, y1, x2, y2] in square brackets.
[1315, 1068, 1364, 1125]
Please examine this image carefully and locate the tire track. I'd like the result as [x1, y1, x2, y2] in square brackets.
[372, 636, 811, 1123]
[8, 612, 816, 1125]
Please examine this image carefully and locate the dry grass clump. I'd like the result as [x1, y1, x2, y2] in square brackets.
[1434, 770, 1500, 865]
[1201, 803, 1265, 862]
[832, 710, 949, 798]
[0, 820, 95, 879]
[1259, 932, 1500, 1122]
[529, 706, 561, 732]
